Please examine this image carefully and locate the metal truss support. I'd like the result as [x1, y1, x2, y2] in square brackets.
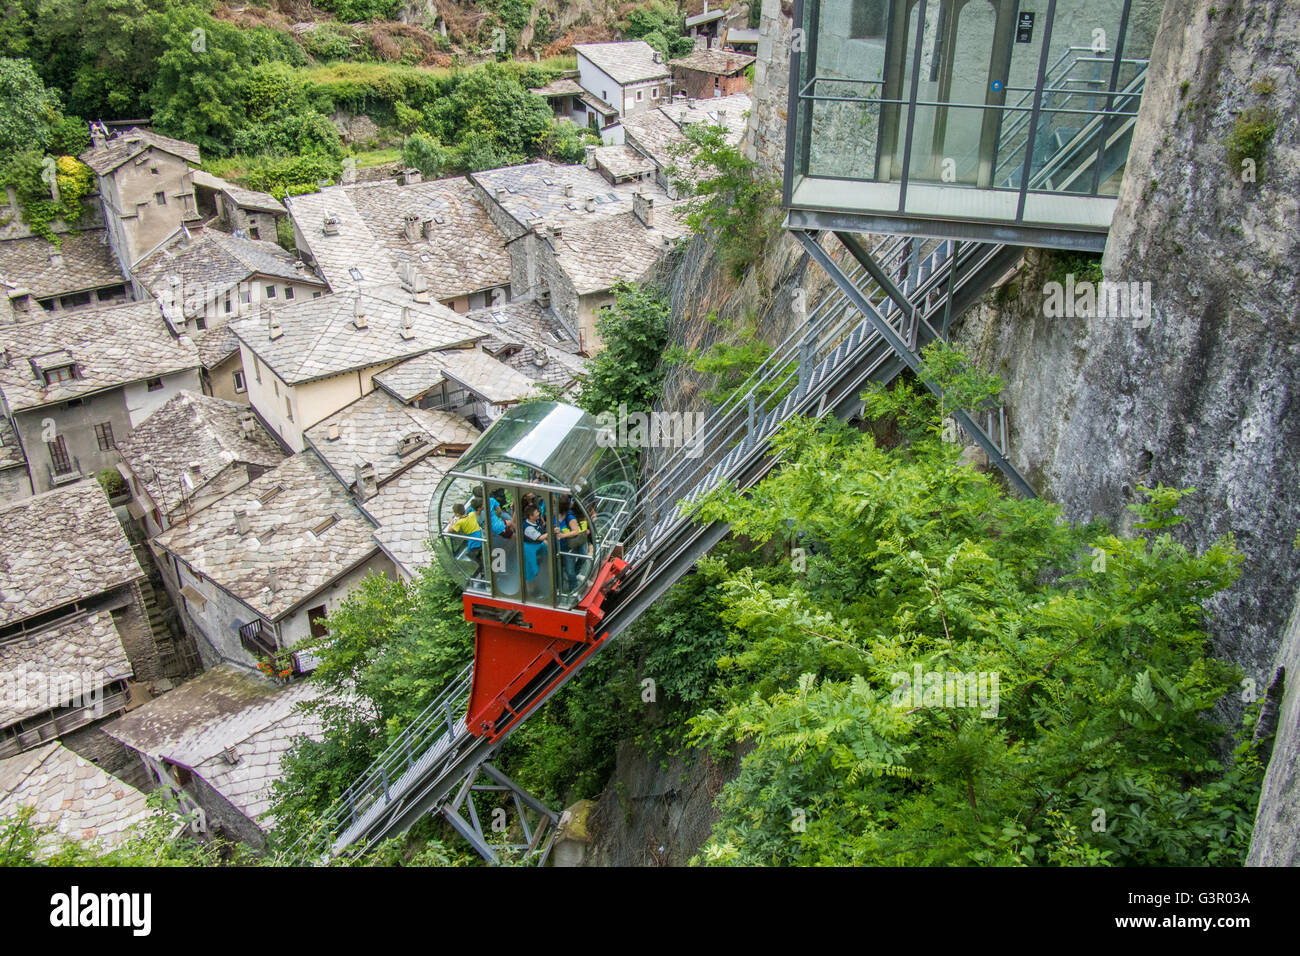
[439, 761, 560, 866]
[791, 229, 1037, 499]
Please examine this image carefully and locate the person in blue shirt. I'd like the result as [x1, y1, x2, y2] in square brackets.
[521, 504, 548, 583]
[555, 495, 587, 593]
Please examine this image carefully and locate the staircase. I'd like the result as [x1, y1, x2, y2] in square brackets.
[284, 232, 1030, 864]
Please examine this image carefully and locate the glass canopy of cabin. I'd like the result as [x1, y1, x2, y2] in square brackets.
[785, 0, 1163, 248]
[430, 402, 637, 610]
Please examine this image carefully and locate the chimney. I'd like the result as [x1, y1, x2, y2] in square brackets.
[564, 183, 575, 197]
[717, 108, 728, 126]
[550, 223, 563, 240]
[401, 167, 422, 185]
[268, 568, 279, 593]
[90, 123, 106, 149]
[585, 195, 597, 213]
[234, 510, 250, 535]
[537, 287, 551, 308]
[675, 91, 687, 104]
[267, 309, 283, 340]
[353, 297, 368, 329]
[495, 187, 508, 201]
[421, 218, 435, 239]
[239, 410, 256, 439]
[327, 422, 340, 441]
[0, 348, 8, 369]
[354, 460, 378, 500]
[584, 144, 598, 170]
[633, 191, 655, 228]
[400, 306, 416, 340]
[402, 212, 421, 242]
[322, 214, 340, 237]
[652, 51, 662, 64]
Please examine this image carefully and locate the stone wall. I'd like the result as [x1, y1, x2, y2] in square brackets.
[745, 0, 794, 179]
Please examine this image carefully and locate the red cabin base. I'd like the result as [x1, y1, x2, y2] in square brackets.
[463, 557, 627, 741]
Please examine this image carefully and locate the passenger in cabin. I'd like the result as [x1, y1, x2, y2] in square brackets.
[555, 495, 588, 593]
[521, 504, 548, 583]
[448, 503, 483, 575]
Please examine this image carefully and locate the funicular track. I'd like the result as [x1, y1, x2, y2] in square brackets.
[285, 230, 1030, 865]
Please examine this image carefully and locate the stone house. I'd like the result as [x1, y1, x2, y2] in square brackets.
[573, 42, 674, 144]
[150, 451, 394, 671]
[0, 480, 162, 768]
[79, 128, 202, 276]
[191, 170, 287, 242]
[105, 665, 323, 848]
[228, 288, 482, 452]
[115, 390, 285, 536]
[0, 230, 131, 321]
[286, 177, 514, 314]
[669, 48, 756, 99]
[622, 91, 753, 197]
[0, 300, 201, 496]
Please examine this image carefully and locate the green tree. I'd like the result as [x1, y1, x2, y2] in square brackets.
[577, 282, 673, 416]
[685, 374, 1261, 866]
[0, 57, 60, 153]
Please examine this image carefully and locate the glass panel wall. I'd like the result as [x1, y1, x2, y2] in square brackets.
[789, 0, 1163, 227]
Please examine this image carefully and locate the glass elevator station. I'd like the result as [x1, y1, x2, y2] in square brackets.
[785, 0, 1164, 250]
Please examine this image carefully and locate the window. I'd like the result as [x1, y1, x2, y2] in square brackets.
[253, 356, 261, 384]
[240, 289, 252, 305]
[248, 226, 260, 240]
[146, 377, 164, 391]
[651, 87, 659, 99]
[285, 396, 293, 422]
[154, 191, 167, 206]
[308, 605, 329, 639]
[233, 370, 246, 393]
[312, 291, 322, 299]
[224, 295, 233, 314]
[43, 365, 75, 385]
[265, 285, 276, 299]
[95, 422, 115, 450]
[47, 435, 72, 475]
[849, 0, 888, 38]
[273, 379, 278, 397]
[636, 89, 643, 101]
[284, 286, 295, 301]
[194, 315, 206, 330]
[150, 167, 159, 175]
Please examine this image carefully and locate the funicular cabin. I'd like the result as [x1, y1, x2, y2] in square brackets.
[430, 402, 637, 739]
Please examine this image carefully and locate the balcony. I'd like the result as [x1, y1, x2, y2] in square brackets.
[784, 0, 1163, 250]
[0, 686, 131, 759]
[238, 619, 278, 659]
[47, 455, 83, 487]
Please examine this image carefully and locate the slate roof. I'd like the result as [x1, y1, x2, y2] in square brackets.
[367, 456, 457, 578]
[194, 324, 241, 369]
[342, 178, 513, 300]
[622, 92, 752, 182]
[548, 204, 691, 294]
[304, 389, 478, 489]
[0, 610, 133, 727]
[669, 49, 756, 75]
[80, 128, 201, 176]
[373, 348, 540, 406]
[0, 301, 200, 412]
[470, 162, 673, 231]
[152, 452, 378, 621]
[133, 228, 322, 320]
[0, 481, 144, 628]
[0, 742, 152, 855]
[115, 390, 286, 517]
[104, 665, 323, 829]
[190, 170, 286, 215]
[530, 77, 584, 97]
[284, 188, 403, 290]
[574, 42, 671, 84]
[0, 416, 25, 471]
[0, 230, 126, 299]
[228, 287, 483, 386]
[461, 299, 586, 393]
[591, 144, 657, 181]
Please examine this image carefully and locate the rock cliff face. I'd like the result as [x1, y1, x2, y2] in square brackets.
[948, 0, 1300, 864]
